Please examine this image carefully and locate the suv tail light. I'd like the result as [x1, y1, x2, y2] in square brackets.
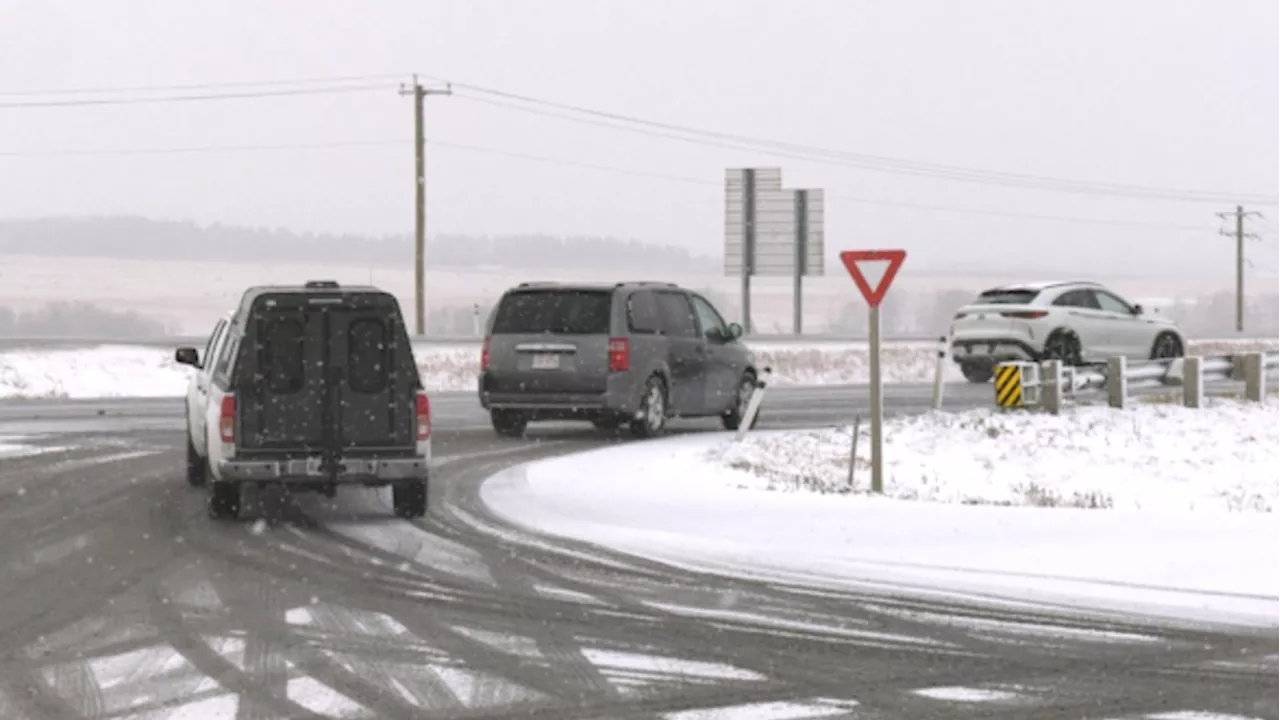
[953, 311, 967, 320]
[1001, 310, 1049, 320]
[415, 392, 431, 440]
[607, 337, 630, 372]
[480, 337, 491, 371]
[219, 395, 236, 443]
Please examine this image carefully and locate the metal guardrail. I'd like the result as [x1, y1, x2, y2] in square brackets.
[2, 331, 1278, 351]
[994, 351, 1279, 413]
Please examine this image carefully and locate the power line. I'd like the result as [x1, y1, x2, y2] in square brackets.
[433, 77, 1277, 206]
[0, 136, 1221, 233]
[0, 84, 392, 109]
[0, 73, 407, 97]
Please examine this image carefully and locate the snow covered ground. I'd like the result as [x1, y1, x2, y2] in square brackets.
[481, 399, 1280, 628]
[0, 338, 1276, 399]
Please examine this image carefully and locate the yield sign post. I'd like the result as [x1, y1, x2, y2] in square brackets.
[839, 249, 907, 495]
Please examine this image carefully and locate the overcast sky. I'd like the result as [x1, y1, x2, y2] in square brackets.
[1, 0, 1276, 278]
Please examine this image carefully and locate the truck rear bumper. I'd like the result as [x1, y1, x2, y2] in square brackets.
[217, 456, 429, 485]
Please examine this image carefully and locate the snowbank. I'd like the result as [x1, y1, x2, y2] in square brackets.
[0, 338, 1275, 399]
[715, 398, 1279, 512]
[481, 401, 1280, 627]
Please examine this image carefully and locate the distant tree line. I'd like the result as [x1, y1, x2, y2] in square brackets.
[0, 216, 719, 274]
[0, 302, 172, 338]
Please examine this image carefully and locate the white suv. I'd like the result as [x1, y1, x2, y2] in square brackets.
[948, 280, 1187, 383]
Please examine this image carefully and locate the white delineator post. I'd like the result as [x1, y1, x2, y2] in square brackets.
[931, 334, 948, 411]
[733, 367, 772, 443]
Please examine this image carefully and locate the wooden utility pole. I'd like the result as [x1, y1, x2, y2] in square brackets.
[399, 75, 452, 335]
[1217, 205, 1262, 333]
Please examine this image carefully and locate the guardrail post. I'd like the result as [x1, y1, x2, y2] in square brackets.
[1244, 352, 1264, 402]
[1041, 360, 1063, 415]
[1183, 356, 1203, 408]
[1106, 356, 1127, 409]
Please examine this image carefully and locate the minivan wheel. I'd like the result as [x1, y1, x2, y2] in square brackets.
[721, 373, 759, 431]
[186, 435, 207, 487]
[490, 409, 528, 438]
[208, 480, 241, 520]
[630, 376, 668, 439]
[393, 480, 428, 519]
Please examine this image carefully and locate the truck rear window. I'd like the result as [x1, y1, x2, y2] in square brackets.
[976, 289, 1040, 305]
[491, 290, 612, 335]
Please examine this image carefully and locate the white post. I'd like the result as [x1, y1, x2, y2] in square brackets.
[1042, 360, 1063, 415]
[1183, 356, 1203, 408]
[1245, 352, 1264, 402]
[1106, 356, 1128, 409]
[846, 414, 861, 490]
[733, 368, 772, 442]
[868, 306, 884, 494]
[472, 304, 482, 337]
[930, 335, 948, 411]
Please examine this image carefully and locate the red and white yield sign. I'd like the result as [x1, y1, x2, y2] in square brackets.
[838, 249, 906, 495]
[839, 249, 907, 308]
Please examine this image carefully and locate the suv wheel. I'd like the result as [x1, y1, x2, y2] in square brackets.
[1041, 330, 1083, 366]
[491, 409, 528, 438]
[186, 435, 207, 487]
[630, 376, 668, 439]
[721, 373, 759, 431]
[208, 481, 241, 520]
[393, 481, 428, 519]
[960, 363, 994, 384]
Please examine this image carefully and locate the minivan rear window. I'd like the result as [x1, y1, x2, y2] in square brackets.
[491, 290, 612, 335]
[976, 289, 1040, 305]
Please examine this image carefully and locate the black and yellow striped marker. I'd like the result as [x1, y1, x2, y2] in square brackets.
[994, 363, 1023, 408]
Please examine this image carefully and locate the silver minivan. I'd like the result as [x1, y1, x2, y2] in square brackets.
[478, 281, 761, 438]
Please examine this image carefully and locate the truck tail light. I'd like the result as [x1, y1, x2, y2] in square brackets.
[480, 337, 491, 371]
[416, 392, 431, 440]
[219, 395, 236, 443]
[607, 338, 629, 372]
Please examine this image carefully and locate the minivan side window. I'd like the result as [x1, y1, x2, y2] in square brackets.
[654, 292, 698, 338]
[627, 290, 661, 334]
[689, 295, 729, 340]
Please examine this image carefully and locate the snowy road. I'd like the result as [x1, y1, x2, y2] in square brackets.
[0, 391, 1275, 719]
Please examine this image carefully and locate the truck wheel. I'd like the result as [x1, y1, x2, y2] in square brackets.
[208, 481, 241, 521]
[393, 481, 428, 519]
[490, 409, 527, 438]
[960, 363, 994, 384]
[185, 436, 207, 487]
[630, 376, 668, 439]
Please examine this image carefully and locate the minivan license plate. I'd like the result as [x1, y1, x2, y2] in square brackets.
[531, 353, 560, 370]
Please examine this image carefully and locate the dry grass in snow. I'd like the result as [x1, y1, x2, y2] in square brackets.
[710, 398, 1279, 512]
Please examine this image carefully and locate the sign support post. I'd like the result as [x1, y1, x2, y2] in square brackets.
[839, 249, 907, 495]
[741, 168, 756, 335]
[793, 189, 808, 335]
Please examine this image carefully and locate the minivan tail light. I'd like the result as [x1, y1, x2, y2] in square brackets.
[607, 338, 629, 372]
[219, 395, 236, 443]
[480, 337, 491, 371]
[415, 392, 431, 440]
[1002, 310, 1049, 320]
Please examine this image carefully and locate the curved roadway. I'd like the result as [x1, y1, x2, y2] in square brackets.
[0, 385, 1275, 720]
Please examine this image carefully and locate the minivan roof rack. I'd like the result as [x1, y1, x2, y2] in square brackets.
[617, 281, 678, 288]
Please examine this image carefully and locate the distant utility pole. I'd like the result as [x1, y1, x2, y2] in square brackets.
[1217, 205, 1262, 333]
[398, 75, 452, 336]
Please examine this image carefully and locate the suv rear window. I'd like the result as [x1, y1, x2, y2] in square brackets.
[976, 289, 1040, 305]
[491, 290, 612, 335]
